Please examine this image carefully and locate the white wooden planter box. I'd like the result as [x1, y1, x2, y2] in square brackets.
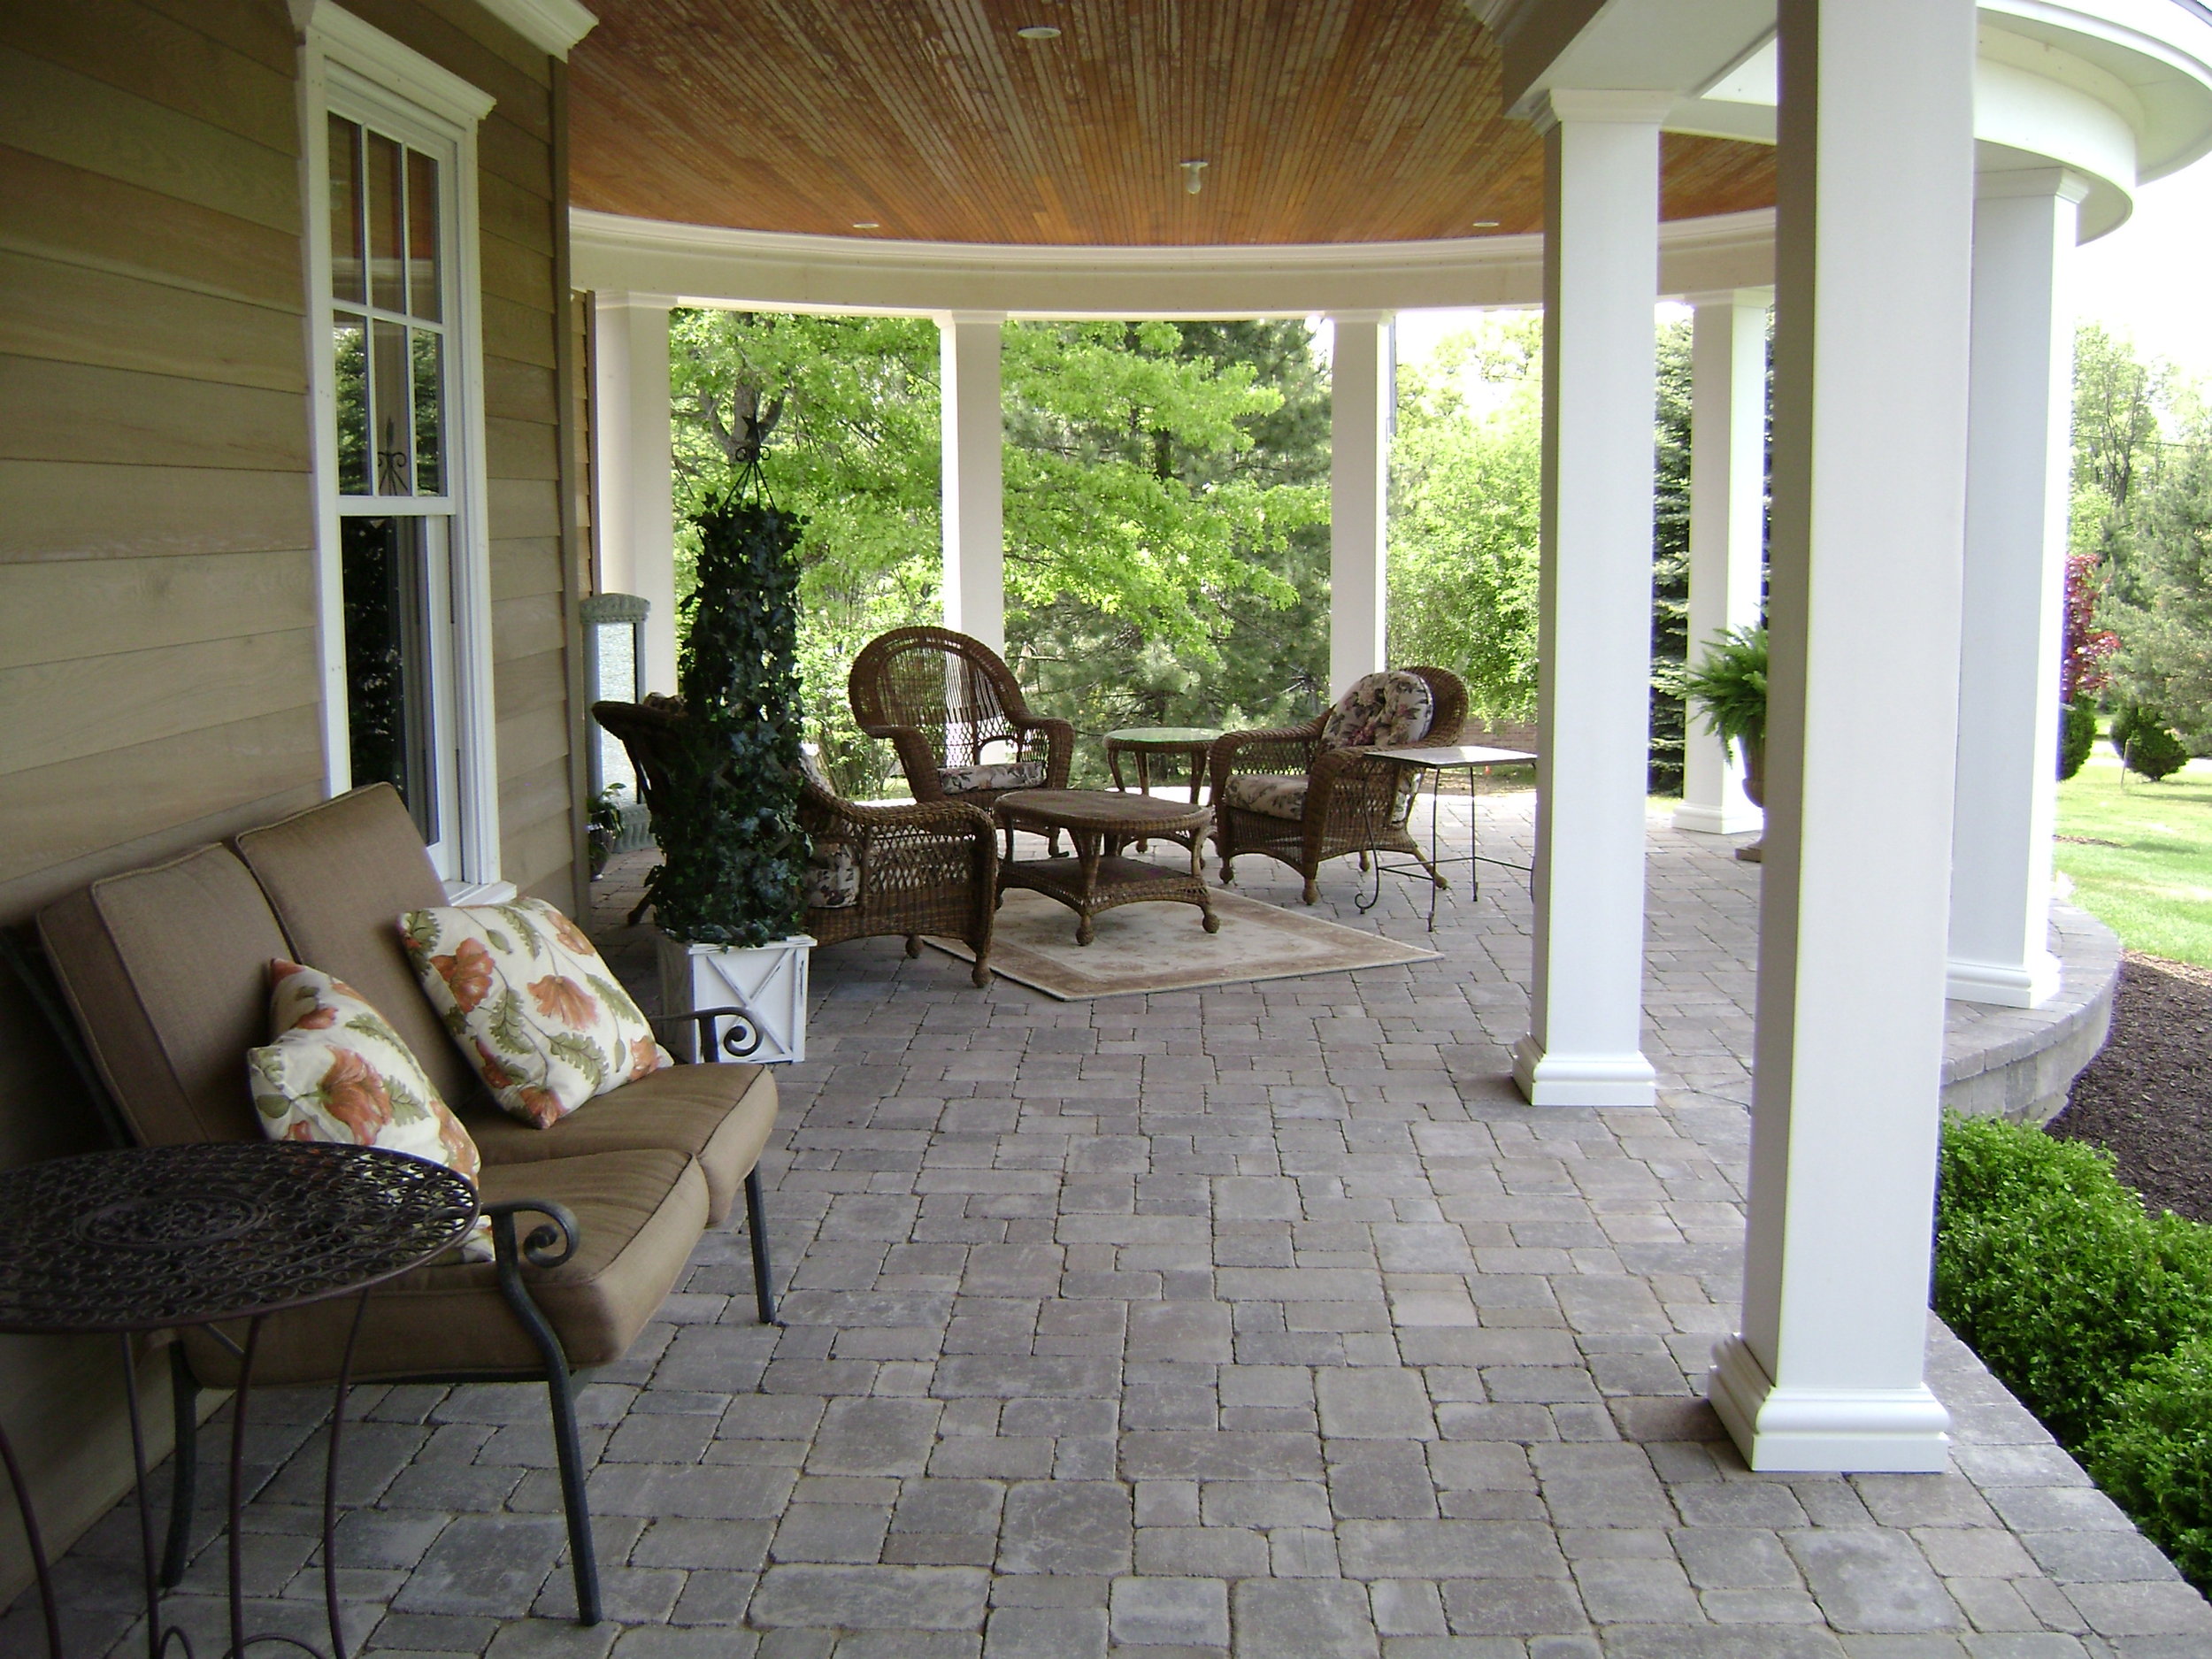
[656, 933, 814, 1064]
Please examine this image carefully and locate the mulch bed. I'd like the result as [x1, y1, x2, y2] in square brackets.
[2048, 951, 2212, 1223]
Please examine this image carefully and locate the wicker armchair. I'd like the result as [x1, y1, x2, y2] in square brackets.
[1208, 666, 1470, 904]
[592, 700, 999, 986]
[848, 626, 1074, 811]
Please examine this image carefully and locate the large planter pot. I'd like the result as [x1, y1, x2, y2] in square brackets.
[657, 932, 815, 1064]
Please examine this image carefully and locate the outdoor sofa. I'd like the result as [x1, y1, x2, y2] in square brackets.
[34, 783, 779, 1624]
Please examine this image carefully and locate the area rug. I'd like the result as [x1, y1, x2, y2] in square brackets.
[927, 886, 1438, 1000]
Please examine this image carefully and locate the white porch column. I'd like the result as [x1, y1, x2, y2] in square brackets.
[1946, 171, 2089, 1008]
[591, 292, 678, 695]
[1329, 311, 1393, 696]
[1511, 90, 1670, 1110]
[1673, 291, 1770, 837]
[940, 311, 1006, 656]
[1708, 0, 1977, 1472]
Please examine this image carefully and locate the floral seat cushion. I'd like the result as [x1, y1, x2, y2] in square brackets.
[1318, 671, 1436, 751]
[806, 841, 861, 909]
[939, 759, 1046, 795]
[401, 897, 672, 1129]
[1222, 772, 1310, 820]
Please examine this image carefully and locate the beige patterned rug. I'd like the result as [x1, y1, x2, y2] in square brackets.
[927, 886, 1438, 1000]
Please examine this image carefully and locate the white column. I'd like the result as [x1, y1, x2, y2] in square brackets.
[940, 311, 1006, 656]
[1674, 290, 1770, 837]
[1946, 171, 2088, 1008]
[1511, 90, 1670, 1110]
[591, 293, 678, 695]
[1329, 311, 1393, 696]
[1708, 0, 1977, 1472]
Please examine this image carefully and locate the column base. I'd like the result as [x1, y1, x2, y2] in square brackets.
[1672, 801, 1764, 837]
[1510, 1037, 1657, 1107]
[1706, 1335, 1952, 1472]
[1945, 949, 2060, 1009]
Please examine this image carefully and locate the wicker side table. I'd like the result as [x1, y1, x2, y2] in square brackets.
[0, 1142, 477, 1659]
[994, 788, 1219, 945]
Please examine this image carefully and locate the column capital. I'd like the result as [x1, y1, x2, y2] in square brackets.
[1529, 88, 1675, 134]
[593, 290, 676, 313]
[1680, 287, 1774, 311]
[1975, 166, 2093, 206]
[939, 310, 1009, 327]
[1324, 309, 1394, 326]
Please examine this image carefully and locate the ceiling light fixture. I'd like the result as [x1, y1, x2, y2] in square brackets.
[1180, 158, 1209, 196]
[1017, 25, 1060, 39]
[1471, 219, 1501, 229]
[852, 220, 879, 229]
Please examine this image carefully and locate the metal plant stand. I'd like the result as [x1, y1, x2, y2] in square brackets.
[0, 1142, 478, 1659]
[1355, 743, 1537, 930]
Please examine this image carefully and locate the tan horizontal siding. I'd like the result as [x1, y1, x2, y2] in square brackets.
[488, 412, 559, 481]
[0, 465, 313, 565]
[481, 227, 557, 314]
[480, 170, 556, 257]
[504, 809, 575, 901]
[492, 536, 565, 601]
[0, 354, 309, 471]
[0, 250, 305, 392]
[483, 291, 558, 370]
[485, 353, 558, 426]
[488, 475, 562, 540]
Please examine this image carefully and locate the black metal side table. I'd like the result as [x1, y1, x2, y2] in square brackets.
[0, 1142, 478, 1659]
[1355, 743, 1538, 930]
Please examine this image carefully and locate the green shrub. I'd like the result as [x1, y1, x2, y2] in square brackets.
[2085, 1337, 2212, 1587]
[2111, 703, 2191, 781]
[2058, 700, 2097, 781]
[1934, 1115, 2212, 1447]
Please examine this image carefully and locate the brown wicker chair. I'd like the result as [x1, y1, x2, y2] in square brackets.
[848, 626, 1074, 813]
[1208, 666, 1470, 904]
[592, 700, 999, 986]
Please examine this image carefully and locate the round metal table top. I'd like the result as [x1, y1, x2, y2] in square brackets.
[1104, 726, 1222, 746]
[0, 1142, 480, 1336]
[995, 787, 1212, 832]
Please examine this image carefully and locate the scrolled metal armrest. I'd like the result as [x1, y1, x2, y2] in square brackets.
[649, 1004, 763, 1063]
[484, 1198, 582, 1271]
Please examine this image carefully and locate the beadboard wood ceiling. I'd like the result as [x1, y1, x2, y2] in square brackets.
[568, 0, 1777, 246]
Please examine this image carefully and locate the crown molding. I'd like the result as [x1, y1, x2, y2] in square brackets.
[292, 1, 496, 123]
[478, 0, 597, 59]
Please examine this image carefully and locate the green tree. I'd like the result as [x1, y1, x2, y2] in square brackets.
[2111, 402, 2212, 746]
[1387, 316, 1544, 721]
[1649, 319, 1694, 792]
[2072, 322, 2171, 605]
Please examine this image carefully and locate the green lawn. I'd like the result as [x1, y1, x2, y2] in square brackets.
[2055, 757, 2212, 967]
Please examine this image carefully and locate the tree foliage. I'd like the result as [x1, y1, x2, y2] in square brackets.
[1649, 319, 1694, 791]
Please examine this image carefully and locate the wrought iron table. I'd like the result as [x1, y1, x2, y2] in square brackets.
[0, 1142, 478, 1659]
[1355, 743, 1538, 931]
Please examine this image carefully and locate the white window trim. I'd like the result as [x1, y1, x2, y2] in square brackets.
[296, 3, 503, 888]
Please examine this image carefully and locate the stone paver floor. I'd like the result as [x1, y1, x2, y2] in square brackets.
[12, 792, 2209, 1658]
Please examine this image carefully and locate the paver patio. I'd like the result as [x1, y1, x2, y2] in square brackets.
[10, 791, 2208, 1658]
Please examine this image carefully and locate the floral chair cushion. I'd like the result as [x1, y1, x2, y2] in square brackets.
[1318, 671, 1436, 752]
[938, 759, 1046, 795]
[400, 897, 672, 1129]
[1222, 772, 1310, 821]
[248, 961, 490, 1258]
[806, 841, 861, 909]
[798, 746, 837, 795]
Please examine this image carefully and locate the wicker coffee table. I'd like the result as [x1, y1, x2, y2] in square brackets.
[994, 788, 1219, 945]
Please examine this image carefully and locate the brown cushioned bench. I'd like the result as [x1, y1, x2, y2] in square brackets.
[35, 784, 781, 1625]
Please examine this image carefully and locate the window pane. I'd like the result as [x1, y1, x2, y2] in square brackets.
[342, 515, 439, 843]
[366, 131, 404, 312]
[406, 149, 442, 321]
[334, 313, 368, 494]
[372, 319, 411, 493]
[328, 117, 365, 305]
[411, 329, 444, 495]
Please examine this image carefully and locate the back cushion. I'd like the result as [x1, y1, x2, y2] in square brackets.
[38, 844, 288, 1146]
[1319, 671, 1437, 751]
[233, 785, 473, 1110]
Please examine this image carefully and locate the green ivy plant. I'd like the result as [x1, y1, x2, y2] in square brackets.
[645, 478, 808, 947]
[1680, 625, 1768, 764]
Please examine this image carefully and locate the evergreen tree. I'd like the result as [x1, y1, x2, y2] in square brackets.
[1649, 319, 1694, 793]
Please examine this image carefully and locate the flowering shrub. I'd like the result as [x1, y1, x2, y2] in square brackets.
[2062, 551, 2119, 706]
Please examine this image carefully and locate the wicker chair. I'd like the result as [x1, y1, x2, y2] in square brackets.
[592, 700, 999, 986]
[1208, 666, 1470, 904]
[848, 626, 1074, 813]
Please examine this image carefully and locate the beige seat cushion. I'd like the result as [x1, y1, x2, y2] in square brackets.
[233, 785, 473, 1113]
[181, 1147, 708, 1386]
[39, 844, 289, 1148]
[1222, 772, 1310, 821]
[460, 1059, 778, 1228]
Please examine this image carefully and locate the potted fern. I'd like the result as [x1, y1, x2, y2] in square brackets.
[1682, 625, 1769, 862]
[648, 472, 814, 1061]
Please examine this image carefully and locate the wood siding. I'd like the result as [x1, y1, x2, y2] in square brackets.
[0, 0, 581, 1604]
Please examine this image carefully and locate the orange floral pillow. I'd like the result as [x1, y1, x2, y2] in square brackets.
[399, 897, 672, 1128]
[247, 962, 489, 1259]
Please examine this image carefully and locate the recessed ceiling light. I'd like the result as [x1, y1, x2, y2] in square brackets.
[1471, 219, 1502, 229]
[852, 220, 879, 229]
[1017, 25, 1061, 39]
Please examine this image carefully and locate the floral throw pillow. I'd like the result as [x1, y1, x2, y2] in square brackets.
[247, 962, 490, 1259]
[1318, 671, 1435, 752]
[400, 897, 672, 1128]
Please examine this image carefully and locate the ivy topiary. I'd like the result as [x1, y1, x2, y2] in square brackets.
[2058, 700, 2097, 782]
[643, 480, 808, 948]
[2111, 704, 2190, 781]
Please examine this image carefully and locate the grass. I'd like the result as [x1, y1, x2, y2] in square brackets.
[2056, 755, 2212, 968]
